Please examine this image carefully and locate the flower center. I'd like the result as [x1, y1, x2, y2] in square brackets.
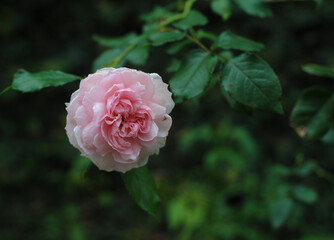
[100, 89, 153, 152]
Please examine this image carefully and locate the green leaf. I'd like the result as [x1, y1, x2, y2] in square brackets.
[92, 49, 123, 71]
[271, 165, 291, 177]
[296, 161, 316, 177]
[12, 69, 80, 92]
[269, 198, 293, 229]
[234, 0, 273, 18]
[221, 53, 283, 114]
[93, 33, 140, 47]
[216, 30, 265, 52]
[178, 124, 212, 154]
[315, 0, 323, 9]
[121, 166, 160, 218]
[93, 45, 149, 70]
[293, 185, 318, 204]
[307, 95, 334, 139]
[149, 30, 185, 46]
[126, 45, 149, 66]
[322, 127, 334, 143]
[221, 83, 252, 113]
[167, 185, 207, 232]
[302, 64, 334, 79]
[211, 0, 233, 21]
[173, 10, 208, 30]
[204, 148, 246, 171]
[170, 50, 218, 99]
[166, 59, 181, 73]
[68, 156, 91, 185]
[197, 30, 218, 42]
[166, 40, 192, 55]
[205, 72, 220, 91]
[290, 88, 332, 125]
[140, 6, 173, 22]
[290, 87, 334, 140]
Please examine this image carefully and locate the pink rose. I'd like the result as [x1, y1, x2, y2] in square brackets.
[65, 67, 174, 173]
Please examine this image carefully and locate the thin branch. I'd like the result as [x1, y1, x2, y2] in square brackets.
[185, 32, 232, 65]
[185, 33, 211, 54]
[315, 166, 334, 184]
[0, 86, 12, 95]
[159, 0, 196, 29]
[106, 44, 137, 68]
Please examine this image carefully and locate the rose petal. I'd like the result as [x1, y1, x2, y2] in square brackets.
[150, 73, 175, 114]
[138, 121, 159, 142]
[157, 114, 172, 138]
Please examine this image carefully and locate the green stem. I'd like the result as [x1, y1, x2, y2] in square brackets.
[188, 28, 198, 38]
[106, 44, 137, 68]
[185, 33, 211, 53]
[315, 166, 334, 184]
[159, 0, 196, 29]
[0, 86, 12, 95]
[185, 32, 229, 64]
[185, 31, 252, 79]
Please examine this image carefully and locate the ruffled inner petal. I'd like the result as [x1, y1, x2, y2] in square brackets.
[138, 121, 159, 142]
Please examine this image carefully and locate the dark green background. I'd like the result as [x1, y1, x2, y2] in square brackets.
[1, 0, 334, 239]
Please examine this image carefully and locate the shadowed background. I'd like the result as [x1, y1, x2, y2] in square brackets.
[1, 0, 334, 239]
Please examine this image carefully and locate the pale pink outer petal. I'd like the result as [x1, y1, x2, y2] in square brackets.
[150, 73, 175, 114]
[141, 138, 167, 156]
[86, 151, 149, 173]
[157, 114, 172, 138]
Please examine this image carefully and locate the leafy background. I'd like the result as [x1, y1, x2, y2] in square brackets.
[1, 0, 334, 239]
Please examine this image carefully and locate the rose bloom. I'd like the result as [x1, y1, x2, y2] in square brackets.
[65, 67, 174, 173]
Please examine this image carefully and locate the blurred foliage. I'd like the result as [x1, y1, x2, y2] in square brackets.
[1, 0, 334, 239]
